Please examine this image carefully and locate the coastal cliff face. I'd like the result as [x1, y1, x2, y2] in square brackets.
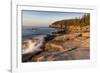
[49, 14, 90, 33]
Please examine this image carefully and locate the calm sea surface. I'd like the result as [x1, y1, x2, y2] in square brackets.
[22, 26, 59, 40]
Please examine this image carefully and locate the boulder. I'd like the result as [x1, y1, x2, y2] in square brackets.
[45, 41, 65, 52]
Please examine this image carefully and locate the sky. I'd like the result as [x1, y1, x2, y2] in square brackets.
[22, 10, 86, 26]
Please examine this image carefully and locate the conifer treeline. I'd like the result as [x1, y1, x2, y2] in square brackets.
[49, 14, 90, 29]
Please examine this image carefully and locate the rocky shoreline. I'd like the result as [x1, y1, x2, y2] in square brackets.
[22, 25, 90, 62]
[22, 14, 90, 62]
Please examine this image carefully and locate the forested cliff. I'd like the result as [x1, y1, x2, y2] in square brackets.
[49, 14, 90, 32]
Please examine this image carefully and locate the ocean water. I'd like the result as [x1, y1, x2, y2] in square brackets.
[22, 26, 58, 40]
